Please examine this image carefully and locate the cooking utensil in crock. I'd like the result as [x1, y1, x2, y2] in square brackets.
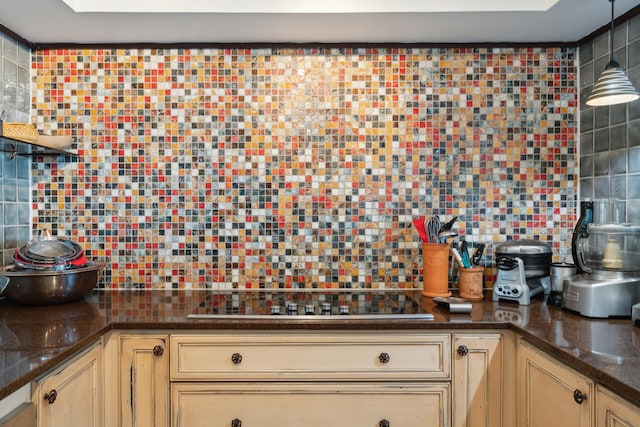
[426, 215, 441, 243]
[438, 216, 458, 233]
[412, 217, 428, 242]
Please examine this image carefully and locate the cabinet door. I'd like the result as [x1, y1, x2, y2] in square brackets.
[172, 382, 449, 427]
[596, 385, 640, 427]
[35, 340, 102, 427]
[119, 334, 169, 427]
[518, 341, 594, 427]
[452, 334, 503, 427]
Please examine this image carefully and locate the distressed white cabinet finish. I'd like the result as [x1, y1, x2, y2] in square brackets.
[170, 331, 451, 427]
[518, 340, 594, 427]
[596, 385, 640, 427]
[104, 333, 170, 427]
[171, 332, 450, 381]
[452, 333, 505, 427]
[172, 382, 449, 427]
[33, 340, 102, 427]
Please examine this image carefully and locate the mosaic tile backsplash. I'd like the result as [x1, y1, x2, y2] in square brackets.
[30, 47, 578, 289]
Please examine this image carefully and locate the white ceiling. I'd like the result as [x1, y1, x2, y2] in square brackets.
[0, 0, 638, 45]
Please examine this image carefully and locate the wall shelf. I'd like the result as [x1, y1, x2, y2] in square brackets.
[0, 134, 78, 160]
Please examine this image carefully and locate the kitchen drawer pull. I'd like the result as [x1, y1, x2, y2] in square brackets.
[44, 389, 57, 404]
[231, 353, 243, 364]
[379, 419, 390, 427]
[457, 345, 469, 357]
[152, 345, 164, 356]
[378, 352, 390, 364]
[231, 418, 242, 427]
[573, 389, 587, 404]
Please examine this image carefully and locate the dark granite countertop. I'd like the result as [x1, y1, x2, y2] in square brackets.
[0, 289, 638, 407]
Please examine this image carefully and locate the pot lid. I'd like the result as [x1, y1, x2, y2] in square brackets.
[495, 239, 552, 254]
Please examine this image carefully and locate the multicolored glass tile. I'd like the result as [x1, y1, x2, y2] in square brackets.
[30, 47, 578, 289]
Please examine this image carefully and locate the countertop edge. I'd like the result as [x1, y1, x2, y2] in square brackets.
[512, 324, 640, 407]
[0, 326, 113, 400]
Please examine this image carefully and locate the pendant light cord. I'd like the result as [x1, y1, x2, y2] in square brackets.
[610, 0, 615, 62]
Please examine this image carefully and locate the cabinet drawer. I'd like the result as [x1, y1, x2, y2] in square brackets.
[171, 333, 450, 381]
[172, 382, 449, 427]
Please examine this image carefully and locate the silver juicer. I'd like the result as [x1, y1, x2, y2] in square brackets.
[563, 199, 640, 318]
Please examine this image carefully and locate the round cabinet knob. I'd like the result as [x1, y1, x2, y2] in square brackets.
[573, 389, 587, 404]
[379, 419, 390, 427]
[152, 345, 164, 356]
[231, 418, 242, 427]
[457, 345, 469, 357]
[231, 353, 243, 364]
[378, 352, 391, 364]
[44, 389, 57, 404]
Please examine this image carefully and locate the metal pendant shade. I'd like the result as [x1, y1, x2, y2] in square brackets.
[586, 0, 639, 107]
[587, 60, 639, 106]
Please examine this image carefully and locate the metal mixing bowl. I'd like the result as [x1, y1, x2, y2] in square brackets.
[0, 262, 105, 305]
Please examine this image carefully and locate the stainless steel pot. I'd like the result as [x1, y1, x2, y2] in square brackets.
[0, 262, 105, 305]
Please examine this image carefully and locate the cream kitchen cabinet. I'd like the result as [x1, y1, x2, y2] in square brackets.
[32, 339, 103, 427]
[596, 385, 640, 427]
[170, 332, 450, 381]
[104, 332, 169, 427]
[452, 333, 508, 427]
[172, 382, 448, 427]
[518, 340, 594, 427]
[170, 331, 452, 427]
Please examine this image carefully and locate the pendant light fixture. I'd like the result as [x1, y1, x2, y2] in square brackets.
[586, 0, 639, 106]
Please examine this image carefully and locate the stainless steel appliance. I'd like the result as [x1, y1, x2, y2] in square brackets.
[633, 303, 640, 325]
[564, 199, 640, 318]
[548, 262, 576, 306]
[492, 239, 552, 305]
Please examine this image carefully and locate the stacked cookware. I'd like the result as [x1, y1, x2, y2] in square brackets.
[13, 235, 88, 270]
[0, 233, 104, 305]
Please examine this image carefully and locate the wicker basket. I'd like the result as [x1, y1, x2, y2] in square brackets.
[2, 122, 39, 143]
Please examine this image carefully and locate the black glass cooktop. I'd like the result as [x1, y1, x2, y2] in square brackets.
[188, 289, 433, 320]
